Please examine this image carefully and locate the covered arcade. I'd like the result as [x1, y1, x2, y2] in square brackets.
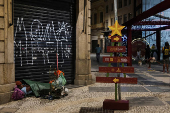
[123, 0, 170, 66]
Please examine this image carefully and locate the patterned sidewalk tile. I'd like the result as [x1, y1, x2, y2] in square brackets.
[166, 101, 170, 105]
[145, 86, 164, 92]
[89, 87, 114, 92]
[79, 107, 114, 113]
[158, 86, 170, 92]
[145, 86, 170, 92]
[121, 86, 149, 92]
[146, 70, 161, 73]
[89, 86, 149, 92]
[127, 74, 156, 81]
[151, 74, 170, 77]
[126, 97, 165, 107]
[0, 107, 18, 113]
[140, 80, 169, 86]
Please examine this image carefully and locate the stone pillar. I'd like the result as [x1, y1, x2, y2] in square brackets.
[127, 25, 132, 66]
[98, 35, 100, 45]
[0, 0, 15, 105]
[74, 0, 92, 85]
[156, 30, 161, 61]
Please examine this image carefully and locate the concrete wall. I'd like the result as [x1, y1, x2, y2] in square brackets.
[74, 0, 92, 85]
[0, 0, 15, 105]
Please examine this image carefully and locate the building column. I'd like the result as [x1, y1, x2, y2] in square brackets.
[156, 30, 161, 61]
[0, 0, 15, 105]
[103, 38, 104, 53]
[127, 25, 132, 66]
[74, 0, 92, 85]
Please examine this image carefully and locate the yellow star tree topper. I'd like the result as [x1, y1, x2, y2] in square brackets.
[108, 20, 125, 36]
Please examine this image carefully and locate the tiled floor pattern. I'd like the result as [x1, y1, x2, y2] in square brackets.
[125, 97, 165, 107]
[89, 86, 170, 92]
[0, 107, 18, 113]
[1, 59, 170, 113]
[151, 74, 170, 77]
[79, 107, 114, 113]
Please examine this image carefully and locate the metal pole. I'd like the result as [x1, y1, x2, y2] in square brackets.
[114, 0, 121, 100]
[114, 0, 118, 21]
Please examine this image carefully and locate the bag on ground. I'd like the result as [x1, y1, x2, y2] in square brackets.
[12, 85, 25, 100]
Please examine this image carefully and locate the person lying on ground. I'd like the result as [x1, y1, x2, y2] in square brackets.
[16, 81, 32, 95]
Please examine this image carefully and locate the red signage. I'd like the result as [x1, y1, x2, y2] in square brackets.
[103, 57, 130, 63]
[107, 46, 126, 52]
[111, 36, 122, 42]
[96, 77, 137, 84]
[99, 67, 134, 73]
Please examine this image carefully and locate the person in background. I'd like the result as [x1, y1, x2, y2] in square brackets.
[95, 44, 101, 63]
[137, 48, 141, 60]
[146, 44, 157, 69]
[16, 81, 32, 95]
[151, 44, 158, 60]
[162, 42, 170, 73]
[145, 45, 150, 64]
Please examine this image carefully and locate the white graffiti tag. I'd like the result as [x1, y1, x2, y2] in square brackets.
[14, 17, 73, 66]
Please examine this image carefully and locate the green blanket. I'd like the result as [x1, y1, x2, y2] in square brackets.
[22, 79, 50, 97]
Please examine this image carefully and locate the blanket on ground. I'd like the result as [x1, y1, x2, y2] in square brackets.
[22, 79, 50, 97]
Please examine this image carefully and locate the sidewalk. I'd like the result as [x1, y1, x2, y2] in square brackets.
[0, 54, 170, 113]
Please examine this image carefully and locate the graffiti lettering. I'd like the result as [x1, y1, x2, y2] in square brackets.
[14, 17, 72, 66]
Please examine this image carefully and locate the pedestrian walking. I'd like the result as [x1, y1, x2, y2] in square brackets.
[162, 42, 170, 73]
[151, 44, 158, 60]
[147, 44, 158, 68]
[145, 45, 150, 64]
[95, 44, 101, 63]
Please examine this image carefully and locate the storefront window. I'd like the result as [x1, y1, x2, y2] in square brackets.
[100, 12, 103, 23]
[118, 15, 122, 24]
[106, 5, 108, 13]
[124, 0, 127, 6]
[118, 0, 122, 8]
[123, 14, 127, 23]
[94, 13, 97, 24]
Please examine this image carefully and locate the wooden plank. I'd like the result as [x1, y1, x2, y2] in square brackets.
[96, 77, 137, 84]
[107, 46, 126, 52]
[103, 57, 130, 63]
[99, 67, 134, 73]
[111, 36, 122, 42]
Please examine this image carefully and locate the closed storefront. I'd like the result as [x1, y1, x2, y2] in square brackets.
[14, 0, 76, 84]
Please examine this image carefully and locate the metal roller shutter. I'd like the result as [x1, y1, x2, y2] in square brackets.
[14, 0, 76, 84]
